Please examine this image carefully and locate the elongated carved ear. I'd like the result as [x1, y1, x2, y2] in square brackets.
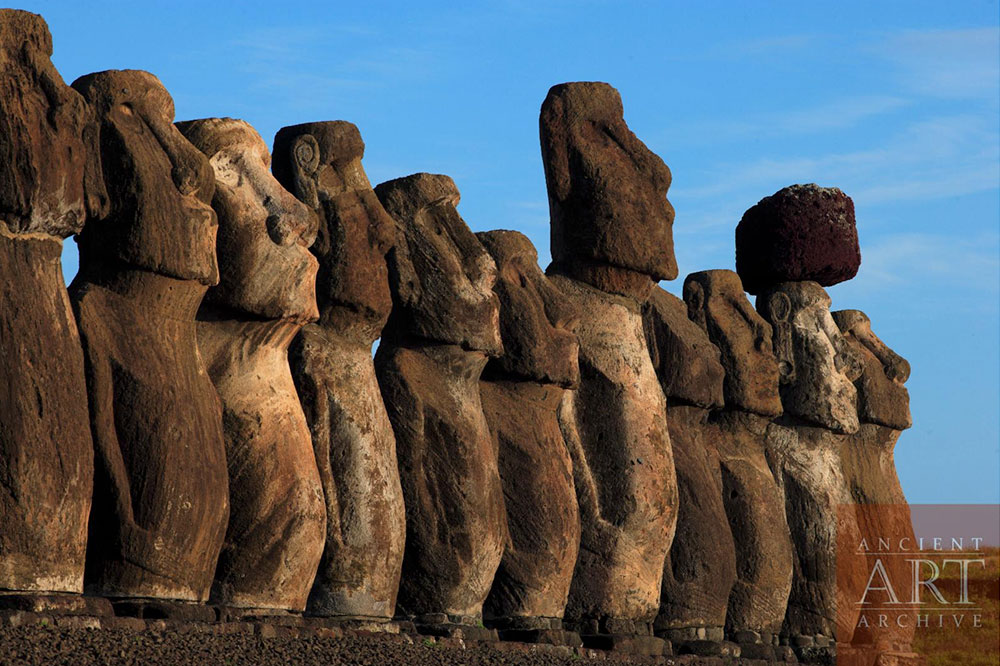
[766, 291, 795, 383]
[290, 134, 320, 210]
[683, 280, 707, 331]
[81, 121, 109, 219]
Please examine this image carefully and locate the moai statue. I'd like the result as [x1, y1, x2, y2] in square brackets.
[0, 9, 104, 597]
[642, 286, 738, 657]
[834, 310, 921, 665]
[271, 121, 406, 621]
[179, 118, 326, 613]
[477, 230, 583, 647]
[374, 173, 506, 638]
[741, 184, 867, 661]
[69, 70, 229, 604]
[683, 269, 795, 661]
[540, 81, 677, 656]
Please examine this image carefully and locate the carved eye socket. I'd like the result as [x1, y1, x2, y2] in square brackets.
[118, 103, 135, 116]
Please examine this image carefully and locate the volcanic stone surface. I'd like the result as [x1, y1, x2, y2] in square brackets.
[550, 273, 677, 628]
[540, 81, 677, 298]
[683, 270, 794, 639]
[69, 69, 229, 601]
[0, 9, 104, 594]
[756, 281, 862, 434]
[181, 117, 326, 612]
[477, 230, 582, 623]
[735, 184, 860, 295]
[643, 287, 735, 641]
[757, 285, 865, 642]
[834, 310, 917, 657]
[273, 121, 406, 620]
[374, 173, 506, 620]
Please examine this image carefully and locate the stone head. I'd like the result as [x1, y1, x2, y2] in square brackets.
[0, 9, 106, 238]
[643, 286, 724, 409]
[756, 281, 862, 434]
[540, 81, 676, 286]
[71, 70, 218, 285]
[477, 230, 580, 388]
[374, 173, 502, 355]
[683, 269, 782, 417]
[832, 310, 911, 430]
[272, 121, 394, 331]
[178, 118, 319, 322]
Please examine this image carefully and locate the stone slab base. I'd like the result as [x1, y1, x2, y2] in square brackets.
[0, 593, 112, 617]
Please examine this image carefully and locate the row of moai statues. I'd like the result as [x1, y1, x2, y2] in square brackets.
[1, 10, 919, 665]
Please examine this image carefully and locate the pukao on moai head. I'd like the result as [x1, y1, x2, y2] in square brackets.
[739, 184, 862, 433]
[833, 310, 917, 660]
[0, 9, 104, 595]
[738, 185, 865, 655]
[643, 286, 736, 654]
[477, 230, 582, 637]
[541, 81, 676, 300]
[539, 82, 677, 655]
[374, 173, 505, 631]
[271, 121, 406, 621]
[179, 118, 325, 613]
[682, 269, 793, 658]
[69, 70, 229, 602]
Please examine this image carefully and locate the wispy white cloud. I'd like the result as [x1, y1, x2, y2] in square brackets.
[671, 113, 999, 208]
[876, 27, 1000, 100]
[856, 231, 1000, 288]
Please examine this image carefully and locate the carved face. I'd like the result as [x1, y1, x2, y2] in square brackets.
[478, 230, 579, 387]
[643, 286, 725, 409]
[178, 118, 319, 321]
[0, 10, 106, 237]
[833, 310, 912, 430]
[540, 82, 676, 281]
[272, 121, 393, 329]
[757, 281, 861, 434]
[684, 269, 782, 416]
[71, 70, 218, 285]
[375, 173, 502, 355]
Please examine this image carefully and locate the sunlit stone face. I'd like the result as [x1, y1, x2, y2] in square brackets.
[72, 70, 219, 285]
[478, 229, 580, 388]
[0, 10, 105, 238]
[757, 281, 861, 433]
[684, 269, 782, 416]
[180, 118, 319, 321]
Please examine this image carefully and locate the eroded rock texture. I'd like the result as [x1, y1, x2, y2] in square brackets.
[70, 70, 229, 601]
[374, 173, 506, 622]
[683, 270, 793, 655]
[642, 287, 735, 646]
[541, 81, 677, 299]
[272, 121, 406, 619]
[0, 9, 104, 594]
[834, 310, 919, 661]
[541, 82, 678, 637]
[477, 230, 581, 625]
[180, 118, 325, 612]
[756, 282, 865, 646]
[736, 184, 860, 296]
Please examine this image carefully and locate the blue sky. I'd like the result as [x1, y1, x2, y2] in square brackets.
[22, 1, 999, 503]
